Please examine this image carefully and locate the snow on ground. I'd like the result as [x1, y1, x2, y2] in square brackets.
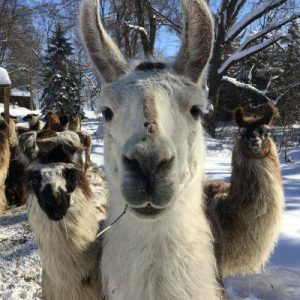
[0, 108, 299, 299]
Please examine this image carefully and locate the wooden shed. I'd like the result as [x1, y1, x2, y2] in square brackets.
[10, 88, 33, 109]
[0, 67, 11, 124]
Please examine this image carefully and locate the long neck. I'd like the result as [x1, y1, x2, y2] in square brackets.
[102, 167, 220, 300]
[230, 139, 283, 215]
[28, 189, 99, 284]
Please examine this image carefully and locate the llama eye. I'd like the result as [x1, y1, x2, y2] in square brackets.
[190, 105, 203, 120]
[101, 107, 113, 122]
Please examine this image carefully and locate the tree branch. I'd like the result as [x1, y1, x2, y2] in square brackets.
[226, 0, 287, 43]
[222, 76, 271, 101]
[218, 32, 283, 75]
[237, 12, 300, 51]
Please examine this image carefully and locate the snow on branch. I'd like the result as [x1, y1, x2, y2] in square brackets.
[125, 22, 148, 36]
[222, 76, 271, 100]
[218, 32, 283, 75]
[238, 12, 300, 51]
[226, 0, 287, 42]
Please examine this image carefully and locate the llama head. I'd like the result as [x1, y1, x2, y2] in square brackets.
[58, 114, 70, 129]
[235, 102, 279, 156]
[18, 130, 84, 166]
[23, 113, 39, 126]
[26, 152, 91, 221]
[80, 0, 214, 219]
[69, 113, 82, 130]
[43, 111, 61, 125]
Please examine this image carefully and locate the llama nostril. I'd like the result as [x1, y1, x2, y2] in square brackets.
[156, 156, 175, 172]
[123, 155, 142, 173]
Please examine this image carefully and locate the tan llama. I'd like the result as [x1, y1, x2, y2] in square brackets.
[0, 116, 10, 214]
[205, 102, 284, 278]
[25, 139, 106, 300]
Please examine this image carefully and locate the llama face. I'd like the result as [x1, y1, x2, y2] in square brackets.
[101, 69, 207, 219]
[80, 0, 214, 220]
[239, 124, 270, 155]
[27, 163, 79, 221]
[23, 114, 39, 126]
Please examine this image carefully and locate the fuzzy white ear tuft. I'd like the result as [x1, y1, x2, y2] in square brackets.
[80, 0, 127, 83]
[174, 0, 214, 84]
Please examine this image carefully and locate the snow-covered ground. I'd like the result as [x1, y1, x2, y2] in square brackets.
[0, 108, 299, 299]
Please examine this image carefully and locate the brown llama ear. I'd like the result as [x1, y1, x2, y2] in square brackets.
[235, 107, 246, 127]
[80, 0, 127, 83]
[174, 0, 214, 83]
[259, 101, 280, 125]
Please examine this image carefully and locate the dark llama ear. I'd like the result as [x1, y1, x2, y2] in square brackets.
[260, 101, 280, 125]
[235, 107, 245, 127]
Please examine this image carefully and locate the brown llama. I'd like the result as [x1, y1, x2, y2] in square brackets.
[205, 102, 284, 279]
[62, 112, 92, 172]
[0, 116, 10, 214]
[43, 111, 65, 132]
[25, 140, 106, 300]
[0, 113, 18, 151]
[5, 158, 27, 207]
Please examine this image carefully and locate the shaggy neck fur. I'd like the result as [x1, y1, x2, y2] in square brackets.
[101, 133, 221, 300]
[28, 188, 103, 300]
[221, 138, 284, 276]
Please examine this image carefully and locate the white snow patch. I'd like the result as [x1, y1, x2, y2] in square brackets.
[11, 89, 30, 98]
[0, 67, 11, 85]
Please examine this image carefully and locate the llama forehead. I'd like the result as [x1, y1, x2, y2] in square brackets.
[28, 163, 72, 186]
[102, 71, 205, 109]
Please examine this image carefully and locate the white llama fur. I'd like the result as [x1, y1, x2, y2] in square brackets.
[27, 163, 106, 300]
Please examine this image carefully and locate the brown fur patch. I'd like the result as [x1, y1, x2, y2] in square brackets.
[37, 130, 58, 140]
[235, 102, 279, 127]
[143, 93, 158, 135]
[78, 171, 92, 199]
[43, 112, 64, 131]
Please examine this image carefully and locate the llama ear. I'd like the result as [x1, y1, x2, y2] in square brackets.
[174, 0, 214, 83]
[235, 108, 245, 127]
[80, 0, 127, 83]
[260, 101, 279, 125]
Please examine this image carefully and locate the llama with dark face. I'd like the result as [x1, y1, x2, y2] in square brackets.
[23, 113, 42, 131]
[206, 102, 284, 278]
[26, 145, 106, 299]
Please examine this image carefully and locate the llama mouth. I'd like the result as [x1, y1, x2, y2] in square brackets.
[130, 204, 164, 217]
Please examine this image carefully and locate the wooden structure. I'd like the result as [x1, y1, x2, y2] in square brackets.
[10, 88, 32, 109]
[0, 67, 11, 124]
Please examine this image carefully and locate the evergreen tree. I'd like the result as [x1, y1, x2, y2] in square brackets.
[41, 23, 80, 115]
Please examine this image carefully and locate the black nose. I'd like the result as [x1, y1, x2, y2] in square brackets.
[38, 184, 70, 221]
[122, 137, 175, 176]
